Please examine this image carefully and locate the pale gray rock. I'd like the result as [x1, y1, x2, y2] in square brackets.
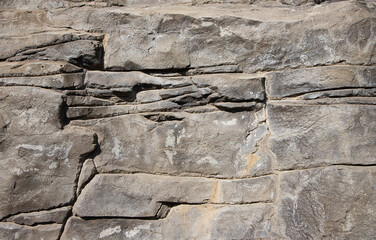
[65, 95, 115, 106]
[74, 173, 275, 217]
[71, 110, 271, 177]
[214, 102, 262, 111]
[0, 10, 52, 38]
[77, 159, 97, 196]
[298, 88, 376, 100]
[215, 176, 275, 204]
[0, 222, 61, 240]
[137, 86, 199, 103]
[0, 30, 103, 61]
[267, 66, 376, 99]
[105, 31, 190, 70]
[0, 86, 64, 134]
[66, 101, 181, 119]
[0, 61, 82, 77]
[63, 204, 274, 239]
[85, 71, 191, 89]
[7, 206, 72, 226]
[191, 74, 265, 101]
[0, 87, 97, 219]
[268, 103, 376, 170]
[0, 73, 85, 89]
[0, 126, 97, 219]
[43, 1, 373, 72]
[275, 166, 376, 240]
[8, 40, 103, 69]
[186, 64, 240, 75]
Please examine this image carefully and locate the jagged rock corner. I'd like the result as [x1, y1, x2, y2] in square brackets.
[0, 0, 375, 239]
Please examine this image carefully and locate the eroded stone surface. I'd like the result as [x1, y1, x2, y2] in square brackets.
[268, 103, 376, 170]
[7, 206, 71, 226]
[0, 73, 85, 89]
[64, 204, 274, 240]
[72, 110, 271, 178]
[77, 159, 97, 196]
[0, 61, 82, 77]
[74, 174, 275, 217]
[276, 166, 376, 240]
[0, 222, 61, 240]
[267, 65, 376, 99]
[48, 1, 374, 72]
[0, 87, 97, 219]
[1, 0, 375, 239]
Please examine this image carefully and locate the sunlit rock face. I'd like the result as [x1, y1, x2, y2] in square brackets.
[0, 0, 375, 239]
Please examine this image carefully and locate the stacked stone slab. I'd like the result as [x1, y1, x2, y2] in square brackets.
[0, 0, 375, 239]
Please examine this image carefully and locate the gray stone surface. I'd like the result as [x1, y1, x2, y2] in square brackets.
[0, 29, 103, 62]
[0, 87, 97, 219]
[1, 0, 375, 239]
[77, 159, 97, 195]
[71, 110, 271, 178]
[64, 204, 274, 240]
[0, 222, 61, 240]
[0, 61, 82, 77]
[43, 1, 375, 72]
[276, 166, 376, 240]
[268, 103, 376, 170]
[74, 174, 275, 217]
[0, 73, 85, 89]
[267, 65, 376, 99]
[7, 206, 71, 226]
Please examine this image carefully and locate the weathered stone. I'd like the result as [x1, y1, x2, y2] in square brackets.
[0, 87, 97, 219]
[9, 40, 103, 69]
[268, 103, 376, 170]
[0, 61, 82, 77]
[137, 86, 199, 103]
[299, 88, 376, 100]
[0, 10, 52, 37]
[0, 73, 85, 89]
[0, 30, 103, 61]
[267, 66, 376, 99]
[0, 86, 63, 134]
[214, 102, 261, 111]
[63, 204, 274, 239]
[275, 166, 376, 240]
[0, 222, 61, 240]
[44, 1, 374, 72]
[74, 173, 275, 217]
[66, 101, 181, 120]
[0, 126, 96, 219]
[105, 31, 190, 70]
[71, 110, 271, 177]
[77, 159, 97, 195]
[186, 64, 241, 75]
[85, 71, 191, 89]
[192, 74, 265, 101]
[65, 95, 115, 106]
[7, 206, 71, 226]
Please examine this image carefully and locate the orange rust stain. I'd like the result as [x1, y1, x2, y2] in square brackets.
[246, 154, 260, 173]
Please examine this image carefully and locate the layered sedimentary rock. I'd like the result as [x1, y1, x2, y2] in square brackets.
[0, 0, 375, 239]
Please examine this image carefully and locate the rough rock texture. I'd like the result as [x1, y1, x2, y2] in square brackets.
[1, 0, 375, 239]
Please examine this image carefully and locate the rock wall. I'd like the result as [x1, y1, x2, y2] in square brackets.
[0, 0, 375, 239]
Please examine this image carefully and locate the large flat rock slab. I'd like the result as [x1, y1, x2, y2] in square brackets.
[266, 65, 376, 99]
[276, 166, 376, 240]
[74, 173, 275, 217]
[268, 103, 376, 170]
[0, 87, 97, 219]
[72, 110, 271, 178]
[44, 1, 376, 72]
[63, 204, 274, 240]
